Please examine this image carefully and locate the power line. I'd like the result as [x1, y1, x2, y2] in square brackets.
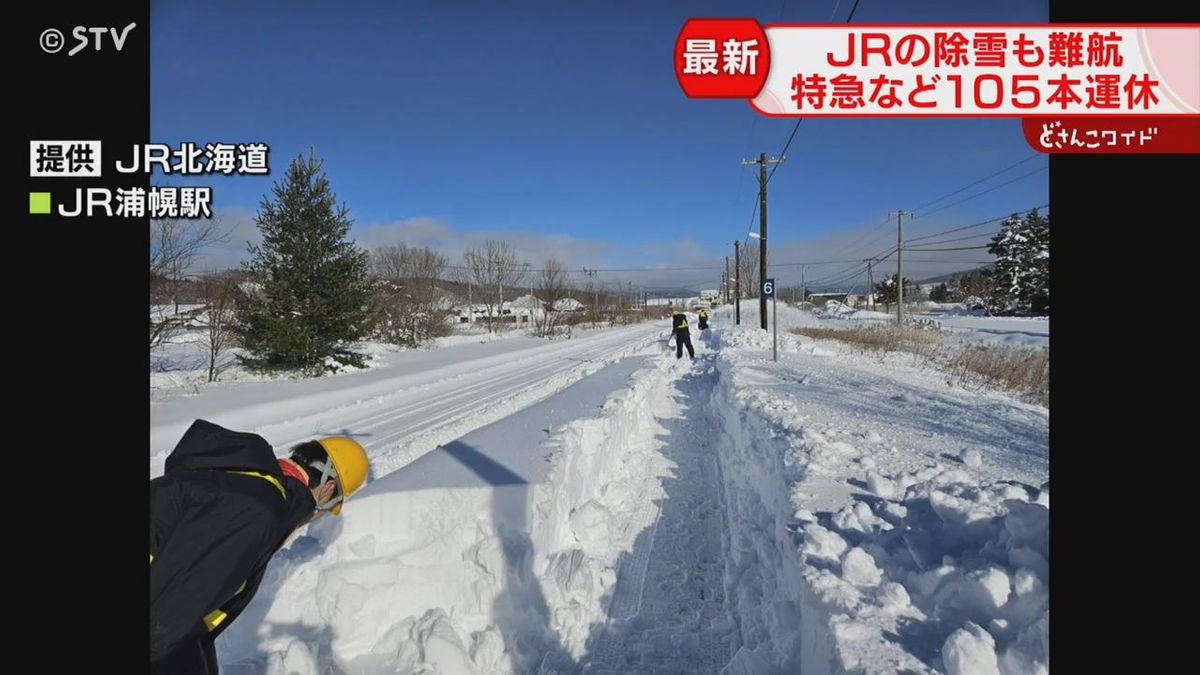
[731, 0, 793, 241]
[908, 155, 1042, 213]
[826, 0, 846, 22]
[906, 230, 999, 246]
[823, 216, 893, 263]
[898, 260, 994, 264]
[906, 204, 1049, 243]
[806, 264, 867, 287]
[915, 166, 1048, 218]
[769, 258, 882, 268]
[812, 259, 993, 291]
[869, 245, 899, 262]
[806, 259, 871, 286]
[766, 120, 803, 183]
[764, 0, 863, 186]
[902, 245, 990, 252]
[726, 0, 795, 223]
[817, 170, 1048, 264]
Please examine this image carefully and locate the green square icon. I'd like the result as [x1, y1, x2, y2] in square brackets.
[29, 192, 51, 215]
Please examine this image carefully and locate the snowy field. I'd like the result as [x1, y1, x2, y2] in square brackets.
[805, 301, 1049, 349]
[918, 315, 1049, 348]
[152, 305, 1048, 674]
[150, 322, 666, 479]
[151, 324, 534, 391]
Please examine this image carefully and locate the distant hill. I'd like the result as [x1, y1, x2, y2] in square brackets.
[916, 264, 992, 284]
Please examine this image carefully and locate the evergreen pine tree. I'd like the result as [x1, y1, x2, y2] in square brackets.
[986, 208, 1050, 315]
[874, 273, 908, 310]
[236, 150, 374, 374]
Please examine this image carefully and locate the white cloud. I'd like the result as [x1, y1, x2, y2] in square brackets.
[187, 205, 259, 274]
[184, 208, 998, 293]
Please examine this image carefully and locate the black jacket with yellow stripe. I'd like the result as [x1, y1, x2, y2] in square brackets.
[672, 312, 690, 336]
[150, 420, 315, 670]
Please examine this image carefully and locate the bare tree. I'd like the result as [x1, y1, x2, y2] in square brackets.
[534, 258, 570, 337]
[461, 248, 493, 330]
[737, 244, 761, 300]
[150, 217, 229, 350]
[540, 258, 568, 306]
[370, 244, 409, 281]
[462, 240, 528, 332]
[371, 244, 448, 303]
[201, 275, 239, 382]
[371, 244, 451, 346]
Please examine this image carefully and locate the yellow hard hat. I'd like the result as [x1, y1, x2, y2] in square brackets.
[315, 437, 369, 516]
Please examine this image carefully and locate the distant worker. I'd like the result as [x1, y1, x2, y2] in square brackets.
[671, 308, 695, 359]
[698, 308, 709, 330]
[150, 419, 370, 674]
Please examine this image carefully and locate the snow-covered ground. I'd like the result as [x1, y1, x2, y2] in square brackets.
[153, 305, 1047, 674]
[707, 305, 1048, 674]
[150, 322, 665, 479]
[801, 301, 1049, 349]
[916, 315, 1049, 349]
[150, 324, 534, 391]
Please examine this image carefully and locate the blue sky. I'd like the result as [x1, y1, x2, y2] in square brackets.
[152, 0, 1049, 291]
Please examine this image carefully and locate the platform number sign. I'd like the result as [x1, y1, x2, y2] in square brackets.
[763, 278, 775, 298]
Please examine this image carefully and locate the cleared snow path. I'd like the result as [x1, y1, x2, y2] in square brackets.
[582, 355, 736, 675]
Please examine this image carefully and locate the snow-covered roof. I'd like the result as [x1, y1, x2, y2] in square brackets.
[553, 298, 585, 311]
[505, 294, 544, 310]
[150, 304, 206, 320]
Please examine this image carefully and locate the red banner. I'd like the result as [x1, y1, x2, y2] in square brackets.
[1021, 117, 1200, 153]
[674, 21, 1200, 153]
[674, 19, 770, 99]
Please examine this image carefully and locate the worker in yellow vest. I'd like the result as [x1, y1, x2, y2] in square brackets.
[150, 419, 369, 674]
[671, 308, 695, 359]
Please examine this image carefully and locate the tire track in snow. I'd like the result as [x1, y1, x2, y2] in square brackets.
[187, 324, 664, 479]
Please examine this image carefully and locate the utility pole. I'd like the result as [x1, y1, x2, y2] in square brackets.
[725, 256, 730, 304]
[865, 258, 874, 311]
[582, 268, 599, 326]
[734, 240, 741, 325]
[743, 152, 783, 330]
[897, 210, 903, 325]
[582, 268, 591, 324]
[800, 264, 806, 304]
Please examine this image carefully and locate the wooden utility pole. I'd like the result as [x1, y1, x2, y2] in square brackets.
[865, 259, 874, 310]
[734, 241, 741, 325]
[582, 267, 599, 326]
[725, 256, 730, 304]
[896, 211, 904, 325]
[743, 152, 783, 330]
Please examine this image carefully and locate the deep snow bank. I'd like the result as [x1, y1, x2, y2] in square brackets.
[706, 324, 1048, 674]
[218, 357, 675, 674]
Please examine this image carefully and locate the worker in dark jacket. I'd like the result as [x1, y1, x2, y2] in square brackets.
[698, 308, 709, 330]
[671, 309, 695, 359]
[150, 419, 369, 674]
